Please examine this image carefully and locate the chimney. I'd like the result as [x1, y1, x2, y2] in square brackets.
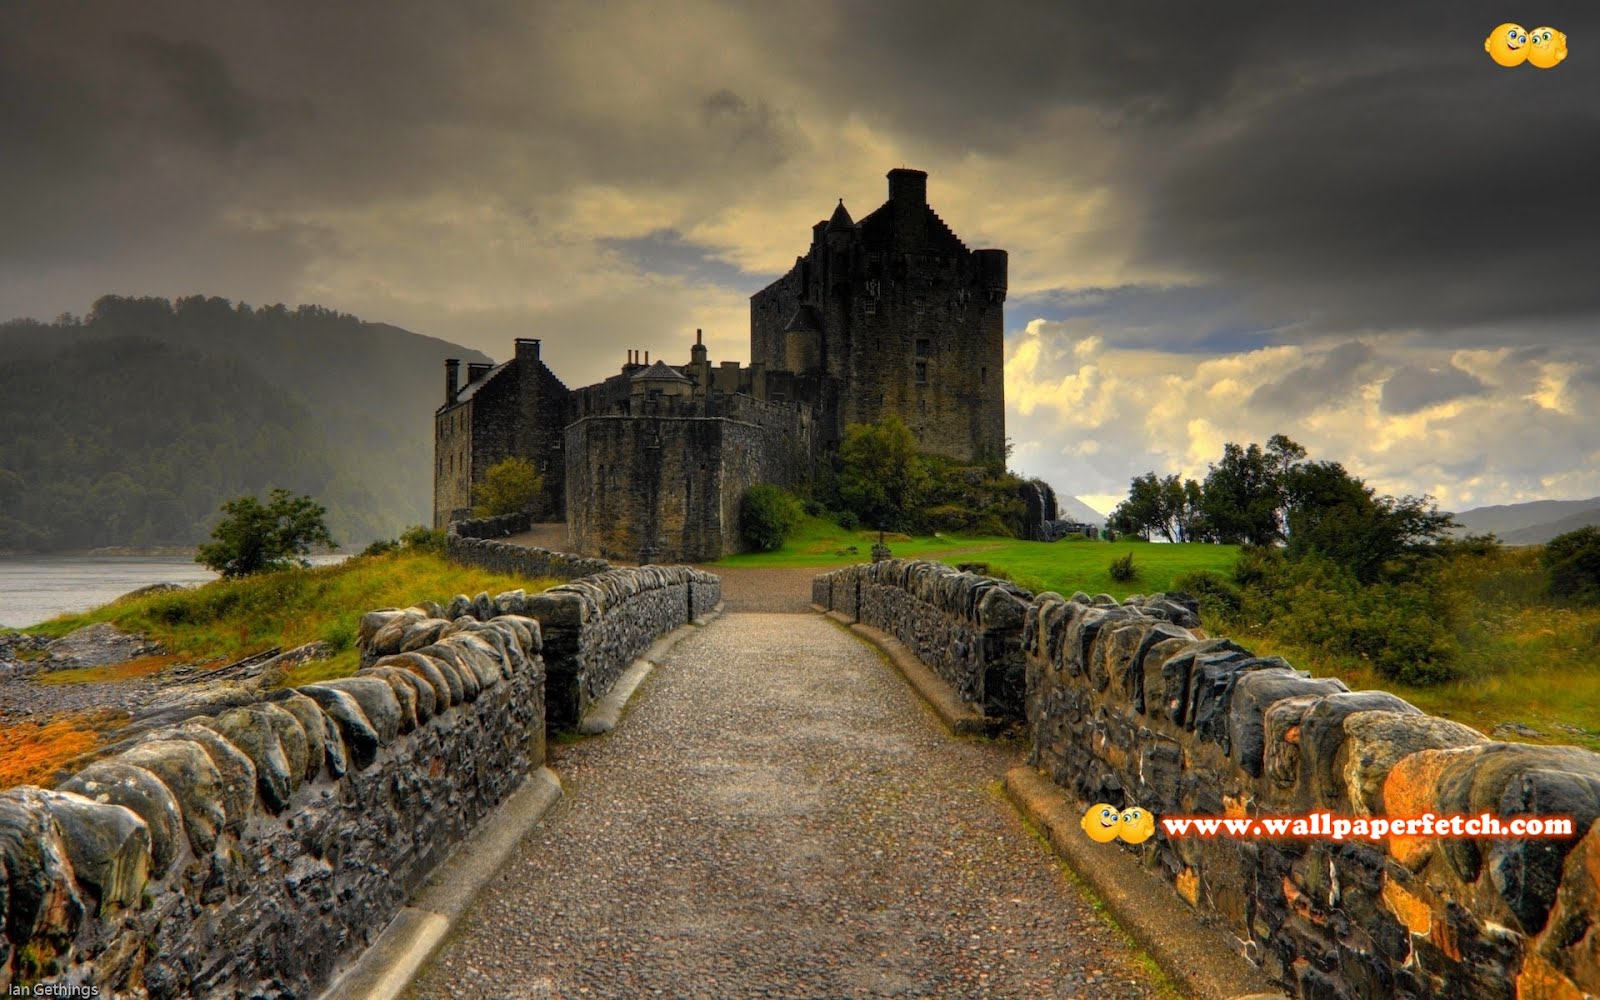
[644, 351, 650, 365]
[887, 167, 928, 205]
[467, 362, 492, 382]
[515, 337, 541, 364]
[445, 358, 460, 405]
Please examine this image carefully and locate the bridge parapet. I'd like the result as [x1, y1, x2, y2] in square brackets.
[0, 610, 546, 998]
[814, 562, 1600, 999]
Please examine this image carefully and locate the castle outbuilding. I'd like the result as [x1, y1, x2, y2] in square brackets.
[433, 168, 1009, 562]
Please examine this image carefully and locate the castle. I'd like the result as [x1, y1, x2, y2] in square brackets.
[433, 168, 1009, 562]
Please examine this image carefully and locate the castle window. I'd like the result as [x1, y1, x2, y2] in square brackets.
[915, 360, 928, 384]
[915, 338, 930, 357]
[981, 366, 988, 384]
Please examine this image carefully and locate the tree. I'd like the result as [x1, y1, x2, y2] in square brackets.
[837, 416, 929, 531]
[1109, 472, 1208, 542]
[1202, 441, 1289, 546]
[472, 457, 544, 518]
[1281, 460, 1456, 584]
[196, 489, 336, 577]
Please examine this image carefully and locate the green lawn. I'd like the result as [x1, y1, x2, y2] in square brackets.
[714, 516, 1240, 597]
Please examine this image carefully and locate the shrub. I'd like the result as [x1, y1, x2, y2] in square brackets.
[360, 538, 398, 558]
[1170, 570, 1243, 619]
[739, 485, 803, 551]
[1233, 545, 1284, 588]
[1544, 526, 1600, 605]
[1108, 552, 1138, 582]
[400, 524, 446, 553]
[802, 498, 825, 517]
[836, 510, 861, 531]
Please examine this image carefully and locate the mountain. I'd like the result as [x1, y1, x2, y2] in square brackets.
[1449, 496, 1600, 545]
[1498, 507, 1600, 546]
[0, 295, 490, 551]
[1061, 496, 1107, 527]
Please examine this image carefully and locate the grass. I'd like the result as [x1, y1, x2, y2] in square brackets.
[715, 516, 1239, 598]
[23, 549, 559, 688]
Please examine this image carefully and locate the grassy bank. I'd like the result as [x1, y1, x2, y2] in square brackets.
[25, 550, 559, 687]
[714, 516, 1239, 597]
[1213, 547, 1600, 752]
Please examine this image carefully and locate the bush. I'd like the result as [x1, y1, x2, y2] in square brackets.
[1170, 570, 1243, 619]
[1108, 552, 1138, 583]
[739, 485, 803, 552]
[837, 510, 861, 531]
[1544, 527, 1600, 604]
[400, 524, 446, 553]
[360, 538, 398, 558]
[802, 498, 825, 517]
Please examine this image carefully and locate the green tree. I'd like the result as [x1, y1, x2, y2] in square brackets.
[739, 485, 803, 551]
[1110, 472, 1207, 542]
[1543, 527, 1600, 604]
[472, 456, 544, 518]
[1202, 439, 1300, 546]
[837, 417, 929, 531]
[196, 489, 336, 578]
[1282, 461, 1455, 584]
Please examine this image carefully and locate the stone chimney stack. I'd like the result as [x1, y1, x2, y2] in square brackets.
[445, 358, 460, 405]
[887, 167, 927, 206]
[515, 337, 541, 364]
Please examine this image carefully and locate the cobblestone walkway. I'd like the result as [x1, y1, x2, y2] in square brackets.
[408, 597, 1164, 998]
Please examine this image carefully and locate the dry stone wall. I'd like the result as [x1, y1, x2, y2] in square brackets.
[813, 562, 1600, 1000]
[447, 515, 612, 580]
[812, 560, 1033, 720]
[0, 611, 546, 998]
[528, 566, 721, 728]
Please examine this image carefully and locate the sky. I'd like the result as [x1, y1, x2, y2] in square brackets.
[3, 1, 1598, 516]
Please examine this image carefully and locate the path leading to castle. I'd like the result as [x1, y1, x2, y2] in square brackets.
[406, 569, 1164, 999]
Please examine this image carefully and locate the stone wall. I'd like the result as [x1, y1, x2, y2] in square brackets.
[1, 611, 546, 998]
[812, 560, 1033, 721]
[447, 515, 612, 580]
[812, 562, 1600, 999]
[527, 566, 721, 728]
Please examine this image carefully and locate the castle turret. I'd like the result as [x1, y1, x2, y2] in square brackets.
[783, 304, 823, 375]
[445, 358, 460, 405]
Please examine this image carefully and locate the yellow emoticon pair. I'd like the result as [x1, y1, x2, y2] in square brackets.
[1081, 803, 1156, 844]
[1486, 24, 1568, 68]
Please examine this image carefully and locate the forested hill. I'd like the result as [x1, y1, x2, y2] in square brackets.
[0, 295, 491, 551]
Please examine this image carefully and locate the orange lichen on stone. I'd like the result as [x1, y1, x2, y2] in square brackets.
[1283, 725, 1300, 744]
[1176, 866, 1200, 907]
[1515, 952, 1586, 1000]
[1384, 746, 1483, 869]
[0, 714, 108, 788]
[1224, 793, 1250, 819]
[1382, 875, 1434, 935]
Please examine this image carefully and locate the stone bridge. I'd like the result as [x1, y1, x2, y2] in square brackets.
[3, 524, 1598, 999]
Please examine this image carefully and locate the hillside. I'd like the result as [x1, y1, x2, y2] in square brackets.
[0, 296, 490, 551]
[1450, 495, 1600, 545]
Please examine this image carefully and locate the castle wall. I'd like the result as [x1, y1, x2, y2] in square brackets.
[433, 400, 475, 528]
[812, 561, 1600, 1000]
[565, 404, 809, 563]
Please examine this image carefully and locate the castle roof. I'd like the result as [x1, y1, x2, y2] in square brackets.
[826, 199, 854, 232]
[630, 360, 693, 383]
[782, 304, 823, 334]
[454, 360, 512, 402]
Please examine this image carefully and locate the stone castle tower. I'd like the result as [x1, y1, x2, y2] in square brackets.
[751, 168, 1007, 461]
[433, 168, 1008, 561]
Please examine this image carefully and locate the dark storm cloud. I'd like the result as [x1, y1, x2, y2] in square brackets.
[1380, 363, 1490, 414]
[793, 0, 1600, 338]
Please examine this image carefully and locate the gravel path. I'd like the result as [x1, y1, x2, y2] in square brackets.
[406, 605, 1164, 999]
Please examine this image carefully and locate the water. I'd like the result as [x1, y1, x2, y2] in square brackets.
[0, 554, 347, 629]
